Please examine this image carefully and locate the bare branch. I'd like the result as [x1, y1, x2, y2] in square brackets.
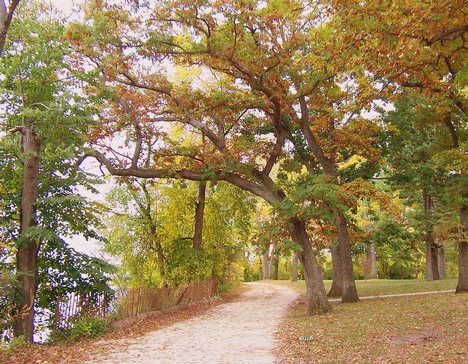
[297, 95, 336, 176]
[263, 132, 285, 175]
[427, 25, 468, 45]
[0, 0, 20, 55]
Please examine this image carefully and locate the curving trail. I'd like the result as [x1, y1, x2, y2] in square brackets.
[87, 282, 299, 364]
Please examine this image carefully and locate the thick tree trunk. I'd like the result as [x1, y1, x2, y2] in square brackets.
[297, 103, 357, 303]
[288, 217, 331, 315]
[364, 245, 377, 279]
[292, 252, 298, 282]
[262, 247, 270, 280]
[332, 209, 359, 303]
[425, 236, 440, 280]
[423, 190, 439, 281]
[364, 243, 378, 279]
[328, 240, 343, 297]
[437, 244, 446, 280]
[272, 255, 279, 280]
[456, 184, 468, 292]
[192, 181, 206, 250]
[14, 128, 40, 343]
[440, 119, 467, 292]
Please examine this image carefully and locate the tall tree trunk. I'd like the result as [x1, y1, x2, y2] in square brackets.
[262, 247, 270, 280]
[297, 103, 357, 303]
[14, 127, 40, 342]
[364, 243, 378, 279]
[292, 252, 298, 282]
[268, 243, 275, 276]
[437, 244, 446, 280]
[258, 256, 263, 280]
[442, 119, 467, 292]
[328, 240, 343, 297]
[192, 181, 206, 250]
[423, 190, 440, 281]
[272, 255, 279, 280]
[288, 217, 331, 315]
[333, 209, 359, 303]
[456, 183, 468, 292]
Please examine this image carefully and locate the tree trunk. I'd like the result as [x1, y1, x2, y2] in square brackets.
[258, 255, 263, 280]
[332, 209, 359, 303]
[14, 127, 41, 343]
[437, 244, 446, 280]
[456, 183, 468, 292]
[272, 255, 279, 280]
[423, 190, 439, 281]
[328, 240, 343, 297]
[262, 247, 270, 280]
[441, 119, 467, 292]
[364, 243, 378, 279]
[268, 243, 276, 278]
[292, 252, 298, 282]
[192, 181, 206, 250]
[288, 217, 331, 315]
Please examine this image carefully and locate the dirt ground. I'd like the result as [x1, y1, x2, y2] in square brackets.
[87, 282, 299, 364]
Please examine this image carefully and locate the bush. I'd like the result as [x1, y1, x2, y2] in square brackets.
[218, 280, 240, 294]
[0, 335, 27, 354]
[68, 317, 110, 341]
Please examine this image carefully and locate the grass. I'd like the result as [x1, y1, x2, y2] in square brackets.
[273, 279, 467, 363]
[268, 278, 457, 297]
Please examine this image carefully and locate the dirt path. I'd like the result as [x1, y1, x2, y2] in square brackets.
[87, 282, 299, 364]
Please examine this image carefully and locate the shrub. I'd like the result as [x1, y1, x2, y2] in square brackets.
[68, 317, 110, 341]
[0, 335, 27, 354]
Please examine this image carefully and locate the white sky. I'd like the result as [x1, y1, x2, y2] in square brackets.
[47, 0, 113, 257]
[49, 0, 80, 15]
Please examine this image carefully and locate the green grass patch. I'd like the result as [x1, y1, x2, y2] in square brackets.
[275, 293, 468, 363]
[268, 278, 457, 296]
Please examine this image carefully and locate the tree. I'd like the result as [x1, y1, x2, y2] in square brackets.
[380, 96, 451, 280]
[333, 0, 467, 291]
[0, 3, 101, 341]
[65, 0, 405, 311]
[104, 180, 255, 287]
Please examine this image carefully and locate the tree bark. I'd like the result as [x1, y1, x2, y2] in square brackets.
[456, 183, 468, 292]
[364, 243, 378, 279]
[437, 244, 446, 280]
[13, 127, 41, 342]
[333, 209, 359, 302]
[440, 119, 467, 292]
[268, 243, 275, 276]
[272, 254, 279, 280]
[296, 98, 358, 303]
[423, 190, 439, 281]
[292, 252, 298, 282]
[192, 181, 206, 250]
[328, 239, 343, 297]
[288, 217, 331, 315]
[262, 247, 270, 280]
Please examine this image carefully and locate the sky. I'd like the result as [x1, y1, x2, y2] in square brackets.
[49, 0, 79, 15]
[46, 0, 113, 257]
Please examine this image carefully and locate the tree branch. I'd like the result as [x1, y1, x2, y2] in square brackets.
[0, 0, 20, 55]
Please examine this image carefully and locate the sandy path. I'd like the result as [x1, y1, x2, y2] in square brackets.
[88, 282, 299, 364]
